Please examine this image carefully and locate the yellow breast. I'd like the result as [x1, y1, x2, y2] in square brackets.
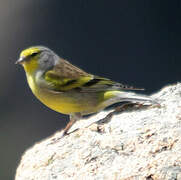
[26, 73, 94, 115]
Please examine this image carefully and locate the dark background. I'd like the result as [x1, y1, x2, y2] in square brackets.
[1, 1, 181, 179]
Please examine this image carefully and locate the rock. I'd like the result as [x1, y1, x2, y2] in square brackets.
[15, 83, 181, 180]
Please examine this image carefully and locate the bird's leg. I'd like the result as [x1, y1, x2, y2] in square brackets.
[62, 113, 82, 137]
[49, 113, 82, 144]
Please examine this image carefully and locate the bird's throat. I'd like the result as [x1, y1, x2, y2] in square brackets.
[22, 58, 38, 74]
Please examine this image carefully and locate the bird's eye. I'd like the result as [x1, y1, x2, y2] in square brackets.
[31, 52, 39, 57]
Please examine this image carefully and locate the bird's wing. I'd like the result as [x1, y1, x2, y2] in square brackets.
[76, 76, 144, 92]
[44, 59, 144, 92]
[44, 59, 93, 91]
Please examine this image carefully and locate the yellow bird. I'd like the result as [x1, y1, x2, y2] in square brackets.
[16, 46, 157, 136]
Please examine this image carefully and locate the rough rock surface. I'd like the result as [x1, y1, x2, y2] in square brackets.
[15, 83, 181, 180]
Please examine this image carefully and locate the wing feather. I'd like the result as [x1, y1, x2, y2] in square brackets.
[44, 58, 144, 92]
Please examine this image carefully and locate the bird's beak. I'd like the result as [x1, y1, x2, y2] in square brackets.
[15, 56, 25, 65]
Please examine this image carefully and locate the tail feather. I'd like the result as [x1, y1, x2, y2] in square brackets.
[99, 91, 159, 112]
[115, 91, 158, 105]
[103, 91, 159, 107]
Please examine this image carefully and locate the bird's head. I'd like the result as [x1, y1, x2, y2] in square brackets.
[16, 46, 56, 74]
